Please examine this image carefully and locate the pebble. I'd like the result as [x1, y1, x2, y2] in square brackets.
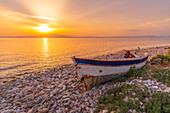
[102, 110, 109, 113]
[12, 88, 19, 92]
[152, 86, 159, 89]
[63, 98, 70, 102]
[63, 85, 66, 90]
[50, 91, 58, 95]
[38, 108, 49, 113]
[2, 110, 14, 113]
[0, 46, 169, 113]
[27, 109, 33, 113]
[56, 110, 62, 113]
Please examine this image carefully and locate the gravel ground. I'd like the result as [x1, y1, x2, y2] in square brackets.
[0, 46, 169, 113]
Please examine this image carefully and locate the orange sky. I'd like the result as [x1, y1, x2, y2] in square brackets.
[0, 0, 170, 37]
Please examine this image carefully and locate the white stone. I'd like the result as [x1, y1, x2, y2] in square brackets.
[50, 91, 58, 95]
[164, 89, 170, 93]
[138, 80, 142, 82]
[12, 88, 19, 92]
[152, 86, 158, 89]
[56, 110, 62, 113]
[76, 91, 79, 95]
[102, 110, 108, 113]
[143, 80, 151, 83]
[7, 90, 12, 93]
[27, 109, 33, 113]
[63, 85, 66, 90]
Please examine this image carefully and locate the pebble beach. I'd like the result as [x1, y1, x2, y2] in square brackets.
[0, 46, 169, 113]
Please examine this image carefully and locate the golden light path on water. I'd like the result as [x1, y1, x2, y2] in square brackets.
[43, 38, 49, 58]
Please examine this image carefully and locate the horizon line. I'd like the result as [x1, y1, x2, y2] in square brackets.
[0, 35, 170, 38]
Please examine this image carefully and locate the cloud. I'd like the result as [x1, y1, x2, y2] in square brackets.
[124, 18, 170, 35]
[135, 18, 170, 29]
[125, 18, 170, 32]
[125, 29, 142, 32]
[0, 0, 32, 15]
[0, 10, 57, 26]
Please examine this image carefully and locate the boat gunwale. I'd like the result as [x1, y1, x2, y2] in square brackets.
[73, 52, 148, 63]
[76, 60, 147, 67]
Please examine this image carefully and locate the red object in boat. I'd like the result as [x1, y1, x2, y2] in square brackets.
[123, 49, 136, 58]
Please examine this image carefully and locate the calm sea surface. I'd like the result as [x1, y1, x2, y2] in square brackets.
[0, 38, 170, 78]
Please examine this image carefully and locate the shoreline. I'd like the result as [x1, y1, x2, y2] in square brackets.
[0, 46, 169, 113]
[0, 45, 169, 83]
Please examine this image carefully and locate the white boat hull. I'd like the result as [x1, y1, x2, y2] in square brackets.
[72, 52, 148, 90]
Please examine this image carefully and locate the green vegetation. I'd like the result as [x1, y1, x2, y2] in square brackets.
[144, 92, 170, 113]
[150, 55, 170, 63]
[95, 53, 170, 113]
[149, 53, 170, 86]
[164, 47, 170, 49]
[110, 66, 149, 84]
[126, 66, 149, 80]
[95, 84, 170, 113]
[151, 69, 170, 86]
[150, 50, 170, 63]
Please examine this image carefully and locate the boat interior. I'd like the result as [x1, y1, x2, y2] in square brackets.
[93, 50, 147, 60]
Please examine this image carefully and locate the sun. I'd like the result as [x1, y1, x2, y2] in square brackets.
[34, 24, 54, 32]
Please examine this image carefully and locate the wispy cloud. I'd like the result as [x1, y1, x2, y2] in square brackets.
[123, 18, 170, 35]
[135, 18, 170, 29]
[125, 29, 142, 32]
[124, 18, 170, 32]
[0, 10, 57, 26]
[0, 0, 32, 15]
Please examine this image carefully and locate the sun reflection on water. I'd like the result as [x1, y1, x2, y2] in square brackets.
[43, 38, 49, 57]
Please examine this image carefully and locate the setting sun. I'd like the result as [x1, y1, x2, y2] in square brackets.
[34, 24, 54, 32]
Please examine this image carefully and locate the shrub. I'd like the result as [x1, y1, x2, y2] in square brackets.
[95, 84, 170, 113]
[144, 92, 170, 113]
[151, 69, 170, 86]
[150, 54, 170, 63]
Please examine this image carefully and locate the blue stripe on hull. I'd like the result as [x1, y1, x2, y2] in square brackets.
[74, 56, 148, 66]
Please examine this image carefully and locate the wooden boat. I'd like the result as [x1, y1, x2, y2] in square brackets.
[72, 51, 148, 90]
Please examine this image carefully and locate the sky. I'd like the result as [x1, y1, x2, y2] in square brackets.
[0, 0, 170, 37]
